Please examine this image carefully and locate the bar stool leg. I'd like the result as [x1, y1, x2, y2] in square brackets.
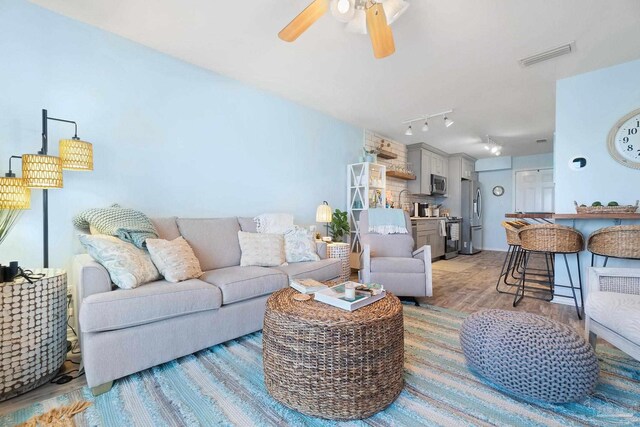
[591, 252, 596, 267]
[544, 252, 554, 301]
[563, 253, 582, 320]
[603, 256, 609, 267]
[576, 253, 584, 317]
[513, 251, 530, 307]
[496, 245, 514, 291]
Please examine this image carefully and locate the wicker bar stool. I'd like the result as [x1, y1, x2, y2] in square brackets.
[516, 224, 585, 319]
[496, 221, 553, 299]
[588, 225, 640, 267]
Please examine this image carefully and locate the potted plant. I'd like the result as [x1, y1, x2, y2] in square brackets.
[329, 209, 350, 243]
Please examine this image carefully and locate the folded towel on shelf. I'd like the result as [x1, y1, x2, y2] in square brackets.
[450, 223, 460, 241]
[439, 220, 446, 237]
[254, 213, 295, 234]
[368, 208, 408, 235]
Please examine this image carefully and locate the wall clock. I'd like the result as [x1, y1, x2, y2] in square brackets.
[607, 108, 640, 169]
[492, 185, 505, 197]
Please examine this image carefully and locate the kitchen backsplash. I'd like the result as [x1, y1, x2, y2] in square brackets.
[363, 130, 437, 209]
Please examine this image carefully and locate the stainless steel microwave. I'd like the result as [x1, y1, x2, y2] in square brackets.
[431, 174, 447, 195]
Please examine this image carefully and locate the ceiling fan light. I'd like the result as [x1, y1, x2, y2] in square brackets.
[444, 116, 454, 128]
[422, 121, 429, 132]
[483, 144, 490, 150]
[330, 0, 355, 22]
[405, 125, 413, 136]
[345, 8, 367, 34]
[383, 0, 410, 25]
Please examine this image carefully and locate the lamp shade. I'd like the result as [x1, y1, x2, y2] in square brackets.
[60, 138, 93, 170]
[0, 177, 31, 209]
[345, 8, 367, 34]
[383, 0, 410, 25]
[316, 202, 333, 223]
[22, 154, 63, 189]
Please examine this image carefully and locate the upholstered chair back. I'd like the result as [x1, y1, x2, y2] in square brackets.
[359, 210, 414, 258]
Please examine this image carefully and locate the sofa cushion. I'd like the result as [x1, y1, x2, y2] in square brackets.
[200, 266, 288, 305]
[151, 217, 181, 240]
[586, 291, 640, 344]
[80, 279, 222, 333]
[371, 257, 425, 273]
[177, 218, 241, 270]
[273, 259, 341, 281]
[238, 217, 257, 233]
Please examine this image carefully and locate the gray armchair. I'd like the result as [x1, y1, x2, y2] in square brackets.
[359, 210, 433, 300]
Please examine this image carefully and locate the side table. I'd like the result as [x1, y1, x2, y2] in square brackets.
[0, 269, 67, 401]
[327, 242, 350, 282]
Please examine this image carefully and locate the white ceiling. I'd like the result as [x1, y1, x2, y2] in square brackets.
[30, 0, 640, 158]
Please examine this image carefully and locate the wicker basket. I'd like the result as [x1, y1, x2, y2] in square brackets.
[263, 288, 404, 420]
[588, 225, 640, 259]
[518, 224, 584, 253]
[574, 200, 639, 214]
[502, 221, 530, 246]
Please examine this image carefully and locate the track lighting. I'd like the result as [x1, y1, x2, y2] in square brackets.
[401, 109, 454, 135]
[444, 115, 454, 128]
[405, 125, 413, 136]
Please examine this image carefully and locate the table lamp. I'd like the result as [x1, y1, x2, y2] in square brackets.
[316, 201, 332, 237]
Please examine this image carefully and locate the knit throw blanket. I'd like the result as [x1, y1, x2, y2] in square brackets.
[73, 204, 157, 248]
[368, 208, 408, 235]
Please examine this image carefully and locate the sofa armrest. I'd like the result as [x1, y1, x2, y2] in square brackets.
[316, 241, 328, 259]
[360, 244, 372, 283]
[73, 254, 112, 303]
[413, 245, 432, 260]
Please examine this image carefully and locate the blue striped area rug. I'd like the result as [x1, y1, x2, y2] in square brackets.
[2, 304, 640, 426]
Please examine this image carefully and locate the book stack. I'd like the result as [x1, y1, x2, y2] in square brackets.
[289, 278, 328, 294]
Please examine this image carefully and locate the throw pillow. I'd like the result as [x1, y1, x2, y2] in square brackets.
[254, 213, 294, 234]
[237, 231, 285, 267]
[284, 226, 320, 263]
[78, 234, 161, 289]
[146, 236, 203, 283]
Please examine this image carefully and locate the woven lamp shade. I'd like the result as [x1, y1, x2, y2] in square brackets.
[316, 203, 333, 223]
[60, 138, 93, 171]
[0, 177, 31, 209]
[22, 154, 63, 189]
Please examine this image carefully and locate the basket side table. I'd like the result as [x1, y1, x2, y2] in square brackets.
[0, 269, 67, 401]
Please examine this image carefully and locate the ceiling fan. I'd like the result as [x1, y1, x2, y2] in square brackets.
[278, 0, 410, 59]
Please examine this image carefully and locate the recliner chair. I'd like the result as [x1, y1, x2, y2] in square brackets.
[359, 210, 433, 301]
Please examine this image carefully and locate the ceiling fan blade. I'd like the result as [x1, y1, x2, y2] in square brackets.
[366, 3, 395, 59]
[279, 0, 329, 42]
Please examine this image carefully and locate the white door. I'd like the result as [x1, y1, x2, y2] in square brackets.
[514, 169, 554, 212]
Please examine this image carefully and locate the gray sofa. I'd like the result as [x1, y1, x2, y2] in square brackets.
[73, 216, 341, 394]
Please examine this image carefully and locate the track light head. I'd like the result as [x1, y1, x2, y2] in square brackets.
[405, 125, 413, 136]
[422, 121, 429, 132]
[444, 116, 454, 128]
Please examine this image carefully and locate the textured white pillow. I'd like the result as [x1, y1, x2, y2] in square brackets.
[284, 227, 320, 263]
[146, 236, 203, 283]
[78, 234, 161, 289]
[238, 231, 285, 267]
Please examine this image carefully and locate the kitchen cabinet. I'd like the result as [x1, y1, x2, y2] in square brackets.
[462, 158, 475, 179]
[412, 219, 445, 260]
[407, 143, 450, 196]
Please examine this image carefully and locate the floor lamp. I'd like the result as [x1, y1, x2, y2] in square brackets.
[17, 109, 93, 268]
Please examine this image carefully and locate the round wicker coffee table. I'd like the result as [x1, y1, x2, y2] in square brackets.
[263, 288, 404, 420]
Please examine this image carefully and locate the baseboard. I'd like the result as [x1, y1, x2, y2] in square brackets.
[479, 246, 508, 252]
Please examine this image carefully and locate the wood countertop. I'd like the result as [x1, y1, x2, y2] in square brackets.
[506, 212, 640, 220]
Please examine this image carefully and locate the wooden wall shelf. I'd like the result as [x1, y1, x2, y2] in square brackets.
[386, 171, 416, 180]
[377, 150, 398, 160]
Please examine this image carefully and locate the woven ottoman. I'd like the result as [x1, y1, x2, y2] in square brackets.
[460, 309, 599, 403]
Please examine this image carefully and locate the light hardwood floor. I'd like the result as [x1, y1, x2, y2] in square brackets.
[0, 250, 584, 415]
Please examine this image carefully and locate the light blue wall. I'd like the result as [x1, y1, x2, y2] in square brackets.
[553, 58, 640, 305]
[478, 153, 554, 251]
[0, 0, 362, 268]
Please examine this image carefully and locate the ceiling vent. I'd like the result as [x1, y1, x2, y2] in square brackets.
[536, 139, 549, 144]
[519, 42, 575, 67]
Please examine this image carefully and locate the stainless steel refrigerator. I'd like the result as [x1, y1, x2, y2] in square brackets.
[460, 180, 483, 254]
